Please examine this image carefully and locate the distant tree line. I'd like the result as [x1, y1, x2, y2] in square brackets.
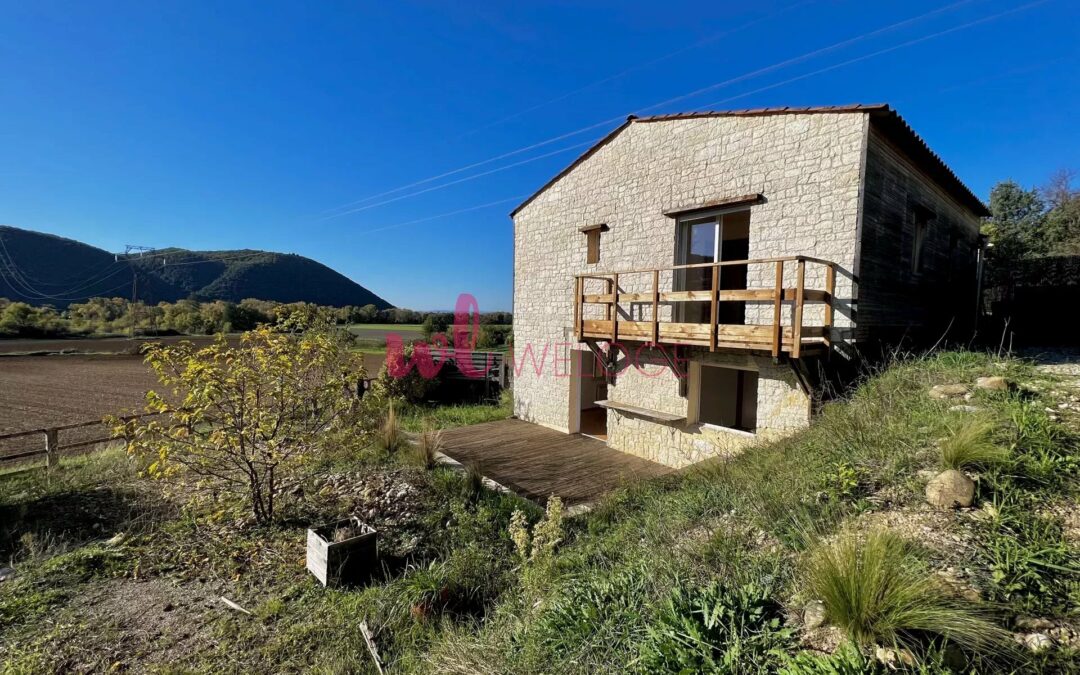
[0, 296, 511, 339]
[420, 311, 514, 350]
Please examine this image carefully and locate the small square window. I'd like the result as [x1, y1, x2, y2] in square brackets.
[580, 224, 609, 265]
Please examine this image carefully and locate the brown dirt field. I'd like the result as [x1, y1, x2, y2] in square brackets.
[0, 335, 237, 355]
[0, 355, 159, 433]
[0, 352, 385, 460]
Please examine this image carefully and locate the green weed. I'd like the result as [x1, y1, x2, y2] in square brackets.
[639, 580, 795, 673]
[977, 505, 1078, 615]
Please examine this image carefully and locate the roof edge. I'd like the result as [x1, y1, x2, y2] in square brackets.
[510, 116, 636, 217]
[510, 104, 988, 219]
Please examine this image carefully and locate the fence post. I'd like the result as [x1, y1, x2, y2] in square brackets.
[45, 428, 59, 469]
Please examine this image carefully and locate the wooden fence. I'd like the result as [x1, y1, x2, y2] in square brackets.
[0, 412, 159, 466]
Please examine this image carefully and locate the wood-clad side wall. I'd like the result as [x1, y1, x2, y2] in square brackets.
[854, 127, 983, 346]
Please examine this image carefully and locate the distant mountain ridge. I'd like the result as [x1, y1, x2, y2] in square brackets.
[0, 225, 393, 309]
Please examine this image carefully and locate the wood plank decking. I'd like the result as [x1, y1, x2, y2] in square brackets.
[439, 419, 670, 506]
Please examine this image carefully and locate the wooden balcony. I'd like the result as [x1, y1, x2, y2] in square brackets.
[573, 256, 837, 358]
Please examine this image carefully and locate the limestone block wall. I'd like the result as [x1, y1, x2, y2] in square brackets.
[605, 349, 809, 467]
[512, 112, 868, 464]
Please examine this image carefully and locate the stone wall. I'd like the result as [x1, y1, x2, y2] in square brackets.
[512, 112, 868, 466]
[605, 349, 810, 467]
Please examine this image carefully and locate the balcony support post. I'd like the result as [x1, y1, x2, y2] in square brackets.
[709, 264, 719, 351]
[604, 278, 612, 321]
[771, 261, 784, 357]
[793, 259, 806, 358]
[611, 273, 619, 343]
[651, 269, 659, 345]
[574, 276, 582, 340]
[823, 264, 835, 351]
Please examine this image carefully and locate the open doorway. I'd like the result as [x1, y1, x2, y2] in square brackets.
[690, 363, 758, 433]
[576, 349, 608, 441]
[675, 208, 750, 325]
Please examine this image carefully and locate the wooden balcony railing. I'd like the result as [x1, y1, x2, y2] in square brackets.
[573, 256, 836, 358]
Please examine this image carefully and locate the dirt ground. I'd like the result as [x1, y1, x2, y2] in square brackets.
[0, 335, 238, 355]
[0, 351, 385, 461]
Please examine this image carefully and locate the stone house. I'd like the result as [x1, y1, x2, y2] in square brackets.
[510, 104, 989, 468]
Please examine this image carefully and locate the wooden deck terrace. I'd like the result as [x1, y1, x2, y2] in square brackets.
[439, 419, 671, 506]
[573, 255, 836, 358]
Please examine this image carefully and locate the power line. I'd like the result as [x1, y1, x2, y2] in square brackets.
[314, 0, 982, 219]
[353, 194, 530, 236]
[316, 136, 601, 222]
[344, 1, 1052, 240]
[696, 0, 1053, 110]
[448, 0, 822, 141]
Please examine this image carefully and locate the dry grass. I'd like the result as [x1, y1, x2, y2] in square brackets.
[415, 419, 444, 469]
[379, 400, 403, 453]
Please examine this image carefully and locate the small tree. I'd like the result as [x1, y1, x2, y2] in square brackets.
[116, 324, 364, 524]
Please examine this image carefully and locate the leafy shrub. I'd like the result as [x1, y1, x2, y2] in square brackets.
[638, 580, 794, 673]
[805, 530, 1010, 659]
[782, 644, 883, 674]
[117, 324, 363, 524]
[368, 343, 441, 403]
[819, 462, 864, 504]
[509, 495, 565, 598]
[476, 325, 512, 349]
[939, 418, 1009, 471]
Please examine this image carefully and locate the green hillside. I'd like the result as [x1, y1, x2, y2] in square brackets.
[0, 225, 392, 309]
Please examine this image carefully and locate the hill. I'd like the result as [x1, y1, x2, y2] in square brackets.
[0, 225, 392, 309]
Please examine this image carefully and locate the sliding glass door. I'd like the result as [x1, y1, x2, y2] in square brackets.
[675, 209, 750, 325]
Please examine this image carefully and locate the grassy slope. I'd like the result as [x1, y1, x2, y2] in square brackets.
[419, 353, 1080, 673]
[1, 353, 1078, 673]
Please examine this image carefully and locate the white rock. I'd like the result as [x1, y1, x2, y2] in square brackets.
[975, 376, 1009, 391]
[875, 645, 916, 667]
[926, 469, 975, 509]
[803, 600, 827, 630]
[930, 384, 969, 400]
[948, 405, 984, 414]
[1024, 633, 1054, 653]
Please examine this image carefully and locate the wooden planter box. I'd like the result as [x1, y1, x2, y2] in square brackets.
[306, 517, 378, 588]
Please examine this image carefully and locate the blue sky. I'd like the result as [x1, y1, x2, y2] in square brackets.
[2, 0, 1077, 311]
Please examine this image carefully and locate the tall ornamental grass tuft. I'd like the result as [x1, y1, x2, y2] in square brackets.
[379, 400, 403, 453]
[939, 418, 1010, 471]
[805, 530, 1011, 658]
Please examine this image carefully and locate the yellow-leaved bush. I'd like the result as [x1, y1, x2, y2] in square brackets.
[113, 323, 364, 524]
